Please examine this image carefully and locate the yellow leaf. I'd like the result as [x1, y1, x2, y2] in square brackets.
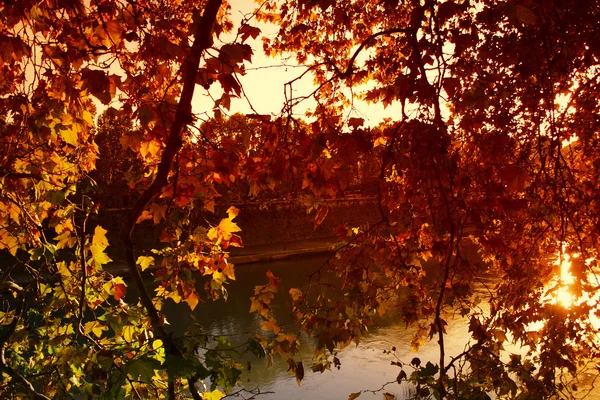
[221, 218, 242, 234]
[136, 256, 154, 271]
[373, 136, 387, 148]
[140, 140, 161, 159]
[59, 127, 79, 146]
[185, 291, 199, 310]
[90, 244, 111, 267]
[82, 110, 94, 125]
[55, 231, 77, 250]
[152, 339, 163, 351]
[227, 206, 240, 219]
[84, 320, 107, 338]
[54, 219, 74, 234]
[92, 226, 109, 249]
[207, 218, 241, 243]
[0, 229, 19, 256]
[169, 290, 182, 304]
[8, 203, 20, 223]
[249, 297, 262, 314]
[202, 389, 225, 400]
[122, 325, 136, 343]
[221, 259, 236, 280]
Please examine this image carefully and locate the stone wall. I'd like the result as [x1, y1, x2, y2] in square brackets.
[98, 197, 380, 261]
[218, 197, 380, 246]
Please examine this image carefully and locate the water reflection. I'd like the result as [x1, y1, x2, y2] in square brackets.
[157, 254, 494, 399]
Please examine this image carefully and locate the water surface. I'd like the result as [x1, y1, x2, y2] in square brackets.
[157, 254, 495, 399]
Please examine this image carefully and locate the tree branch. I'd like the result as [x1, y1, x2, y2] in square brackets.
[119, 0, 223, 390]
[0, 282, 51, 400]
[121, 0, 222, 336]
[341, 27, 413, 78]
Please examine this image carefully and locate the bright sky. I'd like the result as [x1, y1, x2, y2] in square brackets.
[191, 0, 404, 126]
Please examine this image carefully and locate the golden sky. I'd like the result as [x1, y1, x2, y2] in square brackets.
[191, 0, 404, 126]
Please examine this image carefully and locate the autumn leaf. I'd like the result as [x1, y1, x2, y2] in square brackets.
[113, 283, 127, 301]
[373, 136, 387, 148]
[207, 215, 242, 244]
[295, 361, 304, 386]
[89, 244, 111, 268]
[122, 325, 136, 343]
[81, 68, 112, 105]
[136, 256, 155, 271]
[55, 231, 77, 249]
[104, 19, 125, 46]
[93, 226, 109, 248]
[261, 317, 281, 334]
[227, 206, 240, 219]
[202, 390, 225, 400]
[266, 270, 281, 289]
[239, 24, 261, 42]
[218, 74, 241, 96]
[348, 117, 364, 129]
[84, 320, 108, 338]
[185, 290, 200, 310]
[219, 43, 253, 65]
[348, 393, 361, 400]
[289, 288, 303, 301]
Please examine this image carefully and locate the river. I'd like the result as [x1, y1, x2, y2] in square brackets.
[157, 254, 498, 399]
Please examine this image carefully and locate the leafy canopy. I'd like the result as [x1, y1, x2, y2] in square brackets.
[1, 0, 600, 399]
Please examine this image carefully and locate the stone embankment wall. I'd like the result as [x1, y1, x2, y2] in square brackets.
[218, 197, 380, 246]
[99, 197, 380, 260]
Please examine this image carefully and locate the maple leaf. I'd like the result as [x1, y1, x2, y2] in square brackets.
[81, 68, 112, 105]
[105, 19, 125, 46]
[185, 290, 200, 310]
[218, 74, 241, 96]
[113, 283, 127, 301]
[92, 226, 109, 249]
[84, 320, 108, 338]
[261, 317, 281, 334]
[239, 24, 261, 42]
[136, 256, 155, 271]
[89, 244, 111, 268]
[0, 229, 19, 256]
[219, 43, 253, 65]
[202, 390, 225, 400]
[227, 206, 240, 219]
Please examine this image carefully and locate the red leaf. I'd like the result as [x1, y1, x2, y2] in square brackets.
[239, 24, 261, 42]
[114, 283, 127, 301]
[219, 43, 253, 65]
[218, 74, 241, 96]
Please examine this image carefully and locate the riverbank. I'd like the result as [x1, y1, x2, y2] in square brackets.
[104, 237, 341, 276]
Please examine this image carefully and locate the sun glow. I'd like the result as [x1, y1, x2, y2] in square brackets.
[545, 248, 600, 331]
[555, 252, 575, 308]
